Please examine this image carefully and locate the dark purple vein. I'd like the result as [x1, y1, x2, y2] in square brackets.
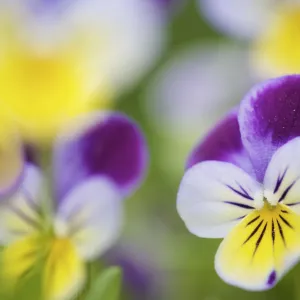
[224, 201, 254, 209]
[226, 184, 254, 201]
[274, 167, 288, 193]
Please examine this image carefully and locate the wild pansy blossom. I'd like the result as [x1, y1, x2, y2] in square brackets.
[0, 0, 163, 141]
[177, 75, 300, 290]
[0, 112, 147, 300]
[198, 0, 300, 79]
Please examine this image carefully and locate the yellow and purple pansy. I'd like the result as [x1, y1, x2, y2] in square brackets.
[0, 111, 147, 300]
[177, 75, 300, 290]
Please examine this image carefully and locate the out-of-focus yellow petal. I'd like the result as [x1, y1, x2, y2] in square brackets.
[1, 235, 42, 290]
[216, 203, 300, 290]
[44, 238, 85, 300]
[0, 48, 110, 142]
[252, 5, 300, 78]
[0, 13, 112, 143]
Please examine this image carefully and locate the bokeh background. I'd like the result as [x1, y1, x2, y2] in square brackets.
[115, 1, 300, 300]
[3, 0, 300, 299]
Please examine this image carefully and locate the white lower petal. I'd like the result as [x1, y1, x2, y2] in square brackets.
[264, 137, 300, 212]
[198, 0, 274, 39]
[54, 176, 123, 260]
[177, 161, 263, 238]
[21, 164, 43, 201]
[0, 192, 43, 244]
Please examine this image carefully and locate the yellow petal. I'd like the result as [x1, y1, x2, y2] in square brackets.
[44, 238, 86, 300]
[1, 235, 42, 289]
[0, 15, 112, 142]
[252, 4, 300, 78]
[215, 203, 300, 290]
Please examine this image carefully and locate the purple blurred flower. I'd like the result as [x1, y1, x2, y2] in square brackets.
[0, 111, 148, 300]
[177, 75, 300, 291]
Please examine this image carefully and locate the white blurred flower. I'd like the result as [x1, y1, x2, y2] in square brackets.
[198, 0, 276, 40]
[198, 0, 300, 79]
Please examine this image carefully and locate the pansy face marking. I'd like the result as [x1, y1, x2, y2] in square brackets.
[177, 75, 300, 291]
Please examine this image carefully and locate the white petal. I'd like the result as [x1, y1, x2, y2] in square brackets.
[54, 176, 123, 260]
[198, 0, 274, 39]
[0, 164, 44, 244]
[0, 194, 43, 245]
[177, 161, 263, 238]
[146, 42, 253, 138]
[21, 163, 43, 201]
[69, 0, 165, 94]
[264, 137, 300, 212]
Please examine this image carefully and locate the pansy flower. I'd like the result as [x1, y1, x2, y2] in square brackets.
[0, 0, 164, 141]
[197, 0, 300, 79]
[177, 75, 300, 290]
[0, 111, 147, 300]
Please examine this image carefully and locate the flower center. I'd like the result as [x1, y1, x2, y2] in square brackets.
[256, 200, 291, 230]
[263, 197, 277, 211]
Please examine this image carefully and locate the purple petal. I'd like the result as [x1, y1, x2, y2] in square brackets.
[239, 75, 300, 182]
[54, 112, 148, 202]
[186, 109, 254, 176]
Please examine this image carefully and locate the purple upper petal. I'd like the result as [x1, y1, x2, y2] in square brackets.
[238, 75, 300, 182]
[54, 112, 148, 202]
[186, 109, 254, 176]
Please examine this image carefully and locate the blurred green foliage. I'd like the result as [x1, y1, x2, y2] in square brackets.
[86, 267, 122, 300]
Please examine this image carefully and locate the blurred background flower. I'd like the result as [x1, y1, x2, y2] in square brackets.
[0, 0, 165, 141]
[198, 0, 300, 80]
[197, 0, 275, 40]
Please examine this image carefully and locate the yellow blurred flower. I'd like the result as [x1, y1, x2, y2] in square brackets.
[0, 12, 109, 142]
[0, 0, 164, 142]
[252, 4, 300, 79]
[198, 0, 300, 79]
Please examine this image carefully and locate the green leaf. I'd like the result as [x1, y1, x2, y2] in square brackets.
[86, 267, 122, 300]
